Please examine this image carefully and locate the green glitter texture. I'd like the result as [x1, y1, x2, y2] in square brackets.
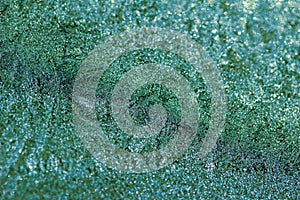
[1, 0, 299, 199]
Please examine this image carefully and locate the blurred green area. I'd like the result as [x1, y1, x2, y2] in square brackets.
[1, 0, 299, 199]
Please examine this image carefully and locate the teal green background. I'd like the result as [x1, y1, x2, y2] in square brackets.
[1, 0, 299, 199]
